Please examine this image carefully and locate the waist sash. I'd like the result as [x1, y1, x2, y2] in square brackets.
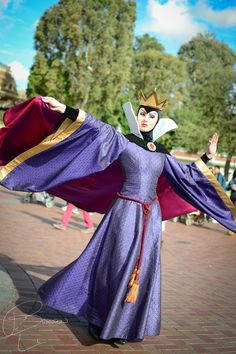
[117, 192, 158, 304]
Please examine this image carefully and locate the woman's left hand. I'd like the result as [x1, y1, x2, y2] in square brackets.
[206, 133, 219, 159]
[42, 97, 66, 114]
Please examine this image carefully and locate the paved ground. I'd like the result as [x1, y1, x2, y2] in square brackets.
[0, 186, 236, 354]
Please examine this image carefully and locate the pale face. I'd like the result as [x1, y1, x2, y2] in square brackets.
[137, 107, 159, 132]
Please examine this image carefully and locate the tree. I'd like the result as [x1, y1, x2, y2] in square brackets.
[217, 88, 236, 179]
[27, 0, 136, 127]
[134, 34, 164, 53]
[177, 33, 236, 176]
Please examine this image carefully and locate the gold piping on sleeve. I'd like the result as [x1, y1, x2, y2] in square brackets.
[0, 115, 85, 181]
[195, 158, 236, 220]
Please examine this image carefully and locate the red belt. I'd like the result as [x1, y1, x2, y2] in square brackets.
[117, 192, 158, 304]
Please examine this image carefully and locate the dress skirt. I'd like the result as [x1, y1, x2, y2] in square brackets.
[39, 196, 163, 340]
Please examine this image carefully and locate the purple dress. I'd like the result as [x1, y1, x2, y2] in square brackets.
[39, 141, 165, 340]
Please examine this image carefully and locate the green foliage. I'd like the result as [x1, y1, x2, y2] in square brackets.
[27, 7, 236, 166]
[129, 34, 187, 116]
[174, 106, 211, 153]
[114, 91, 131, 134]
[158, 130, 176, 152]
[134, 34, 164, 52]
[27, 0, 136, 127]
[178, 33, 235, 67]
[0, 110, 5, 126]
[177, 33, 236, 162]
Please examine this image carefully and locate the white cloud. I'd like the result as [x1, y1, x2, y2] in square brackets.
[0, 0, 10, 7]
[141, 0, 236, 48]
[193, 1, 236, 28]
[142, 0, 207, 43]
[0, 49, 13, 55]
[0, 0, 23, 34]
[0, 0, 22, 8]
[33, 19, 39, 30]
[8, 61, 29, 86]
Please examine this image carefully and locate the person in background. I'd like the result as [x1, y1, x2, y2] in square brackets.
[208, 166, 214, 173]
[53, 203, 95, 233]
[208, 166, 226, 223]
[227, 169, 236, 236]
[227, 169, 236, 206]
[214, 166, 227, 190]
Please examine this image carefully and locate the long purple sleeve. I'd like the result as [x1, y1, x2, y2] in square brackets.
[0, 97, 128, 195]
[163, 155, 236, 232]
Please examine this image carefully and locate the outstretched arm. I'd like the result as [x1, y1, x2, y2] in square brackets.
[162, 131, 236, 232]
[0, 96, 128, 199]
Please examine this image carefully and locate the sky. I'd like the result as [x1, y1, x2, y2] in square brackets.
[0, 0, 236, 90]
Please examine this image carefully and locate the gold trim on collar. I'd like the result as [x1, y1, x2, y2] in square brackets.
[195, 158, 236, 220]
[0, 115, 85, 181]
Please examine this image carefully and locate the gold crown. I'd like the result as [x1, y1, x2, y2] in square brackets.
[139, 88, 167, 110]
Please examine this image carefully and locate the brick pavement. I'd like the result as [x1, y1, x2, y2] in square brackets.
[0, 186, 236, 353]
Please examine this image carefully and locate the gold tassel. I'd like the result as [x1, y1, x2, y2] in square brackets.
[128, 267, 138, 288]
[125, 280, 139, 304]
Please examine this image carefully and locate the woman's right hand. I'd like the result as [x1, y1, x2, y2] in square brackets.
[42, 97, 66, 114]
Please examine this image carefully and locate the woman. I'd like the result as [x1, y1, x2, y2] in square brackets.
[0, 90, 235, 343]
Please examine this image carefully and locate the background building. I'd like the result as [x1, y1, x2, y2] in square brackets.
[0, 62, 20, 123]
[172, 148, 236, 180]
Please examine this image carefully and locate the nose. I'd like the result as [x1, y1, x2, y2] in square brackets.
[142, 115, 148, 122]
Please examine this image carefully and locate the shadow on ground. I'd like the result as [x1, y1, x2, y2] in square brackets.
[0, 254, 117, 348]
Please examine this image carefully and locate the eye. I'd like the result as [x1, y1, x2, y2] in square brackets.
[149, 111, 158, 119]
[140, 111, 146, 116]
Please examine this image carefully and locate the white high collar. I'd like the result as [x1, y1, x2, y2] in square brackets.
[122, 102, 178, 142]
